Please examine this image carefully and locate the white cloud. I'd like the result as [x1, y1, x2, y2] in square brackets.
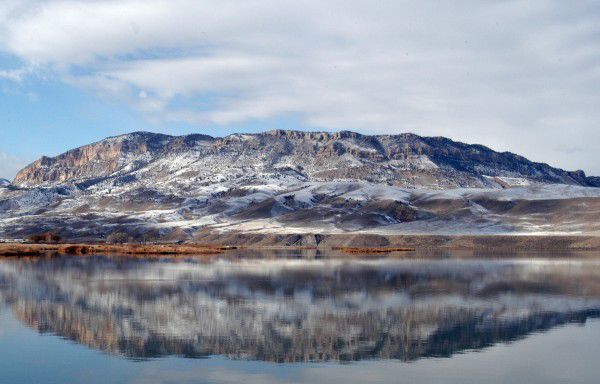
[0, 0, 599, 174]
[0, 67, 27, 81]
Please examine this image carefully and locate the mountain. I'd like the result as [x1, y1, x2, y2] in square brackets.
[13, 130, 599, 188]
[1, 130, 600, 241]
[0, 179, 10, 187]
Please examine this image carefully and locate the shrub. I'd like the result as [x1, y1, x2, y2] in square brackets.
[28, 232, 61, 243]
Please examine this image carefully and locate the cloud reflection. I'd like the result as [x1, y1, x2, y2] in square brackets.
[0, 256, 598, 362]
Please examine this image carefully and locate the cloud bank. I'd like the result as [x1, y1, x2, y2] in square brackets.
[0, 0, 599, 174]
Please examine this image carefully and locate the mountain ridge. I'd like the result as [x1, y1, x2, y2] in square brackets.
[2, 129, 600, 240]
[12, 130, 599, 188]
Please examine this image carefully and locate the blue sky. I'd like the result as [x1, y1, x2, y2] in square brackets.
[1, 1, 599, 179]
[0, 52, 308, 178]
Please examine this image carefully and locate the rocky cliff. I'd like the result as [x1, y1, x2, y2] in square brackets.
[13, 130, 599, 188]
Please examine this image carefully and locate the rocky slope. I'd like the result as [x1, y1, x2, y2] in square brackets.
[1, 130, 600, 241]
[13, 130, 600, 188]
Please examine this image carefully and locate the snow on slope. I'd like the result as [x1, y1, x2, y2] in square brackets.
[2, 130, 600, 240]
[2, 175, 600, 239]
[14, 130, 600, 189]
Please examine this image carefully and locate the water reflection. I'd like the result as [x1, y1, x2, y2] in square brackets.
[0, 255, 598, 362]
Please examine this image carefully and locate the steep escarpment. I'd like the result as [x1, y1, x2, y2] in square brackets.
[13, 132, 213, 186]
[12, 130, 599, 188]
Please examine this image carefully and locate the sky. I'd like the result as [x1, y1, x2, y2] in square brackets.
[0, 0, 599, 180]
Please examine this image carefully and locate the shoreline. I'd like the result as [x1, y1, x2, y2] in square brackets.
[1, 233, 600, 257]
[189, 232, 600, 251]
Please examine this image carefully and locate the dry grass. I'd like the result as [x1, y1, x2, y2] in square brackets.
[0, 243, 233, 257]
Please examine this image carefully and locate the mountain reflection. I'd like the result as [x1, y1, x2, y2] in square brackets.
[0, 255, 599, 362]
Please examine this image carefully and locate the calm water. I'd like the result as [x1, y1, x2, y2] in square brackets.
[0, 252, 599, 383]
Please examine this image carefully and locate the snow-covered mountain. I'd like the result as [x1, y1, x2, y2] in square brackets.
[13, 130, 600, 188]
[0, 179, 10, 187]
[1, 130, 599, 240]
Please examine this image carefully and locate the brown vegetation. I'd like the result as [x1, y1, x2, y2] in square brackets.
[0, 243, 233, 257]
[3, 234, 600, 258]
[27, 232, 62, 244]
